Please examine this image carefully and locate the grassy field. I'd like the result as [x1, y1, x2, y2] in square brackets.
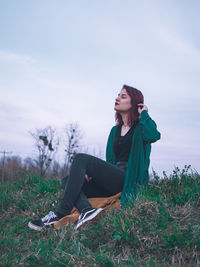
[0, 165, 200, 266]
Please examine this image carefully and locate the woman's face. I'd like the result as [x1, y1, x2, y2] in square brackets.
[114, 88, 132, 113]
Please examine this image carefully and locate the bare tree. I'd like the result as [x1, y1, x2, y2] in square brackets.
[0, 155, 27, 182]
[63, 123, 83, 174]
[30, 126, 59, 177]
[24, 156, 37, 175]
[50, 160, 62, 178]
[0, 151, 12, 182]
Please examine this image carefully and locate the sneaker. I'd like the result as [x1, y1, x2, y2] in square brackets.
[28, 211, 58, 231]
[75, 208, 103, 230]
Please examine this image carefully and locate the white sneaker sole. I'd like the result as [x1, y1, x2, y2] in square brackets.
[28, 221, 57, 231]
[75, 208, 103, 230]
[28, 221, 43, 231]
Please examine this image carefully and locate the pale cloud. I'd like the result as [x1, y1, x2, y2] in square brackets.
[0, 1, 199, 176]
[0, 50, 37, 65]
[156, 25, 200, 58]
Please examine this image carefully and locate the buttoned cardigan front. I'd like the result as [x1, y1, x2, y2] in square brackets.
[106, 110, 161, 208]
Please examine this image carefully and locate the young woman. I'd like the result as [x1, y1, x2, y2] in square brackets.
[28, 84, 161, 231]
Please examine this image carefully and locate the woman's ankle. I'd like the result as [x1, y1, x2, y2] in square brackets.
[55, 212, 66, 219]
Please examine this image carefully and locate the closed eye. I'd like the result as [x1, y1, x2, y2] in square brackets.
[118, 93, 127, 98]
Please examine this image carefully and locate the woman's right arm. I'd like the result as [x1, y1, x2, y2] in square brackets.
[139, 110, 161, 143]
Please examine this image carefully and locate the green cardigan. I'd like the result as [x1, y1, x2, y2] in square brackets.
[106, 110, 161, 208]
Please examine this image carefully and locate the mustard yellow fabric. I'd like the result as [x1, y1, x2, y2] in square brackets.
[54, 193, 121, 230]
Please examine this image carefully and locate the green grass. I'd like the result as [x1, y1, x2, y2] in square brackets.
[0, 166, 200, 266]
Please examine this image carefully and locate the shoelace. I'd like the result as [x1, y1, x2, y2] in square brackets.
[41, 211, 56, 222]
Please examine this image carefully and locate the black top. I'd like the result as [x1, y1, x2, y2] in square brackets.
[113, 123, 137, 163]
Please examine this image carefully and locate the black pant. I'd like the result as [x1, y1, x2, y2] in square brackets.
[56, 153, 126, 216]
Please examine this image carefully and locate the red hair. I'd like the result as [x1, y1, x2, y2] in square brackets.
[115, 84, 144, 126]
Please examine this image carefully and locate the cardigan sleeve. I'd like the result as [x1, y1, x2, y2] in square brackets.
[139, 110, 161, 143]
[105, 126, 117, 164]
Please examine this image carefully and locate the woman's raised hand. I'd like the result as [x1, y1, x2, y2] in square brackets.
[138, 104, 148, 114]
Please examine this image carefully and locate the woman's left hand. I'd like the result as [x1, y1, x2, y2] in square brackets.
[85, 174, 92, 182]
[138, 104, 148, 114]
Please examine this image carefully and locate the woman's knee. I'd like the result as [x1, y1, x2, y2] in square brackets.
[73, 153, 90, 164]
[73, 153, 96, 170]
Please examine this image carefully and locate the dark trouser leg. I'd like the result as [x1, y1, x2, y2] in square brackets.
[61, 176, 92, 213]
[61, 176, 114, 213]
[56, 153, 126, 217]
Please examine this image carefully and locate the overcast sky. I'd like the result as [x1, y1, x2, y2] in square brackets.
[0, 0, 199, 176]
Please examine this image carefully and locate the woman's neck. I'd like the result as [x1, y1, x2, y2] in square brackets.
[121, 113, 129, 127]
